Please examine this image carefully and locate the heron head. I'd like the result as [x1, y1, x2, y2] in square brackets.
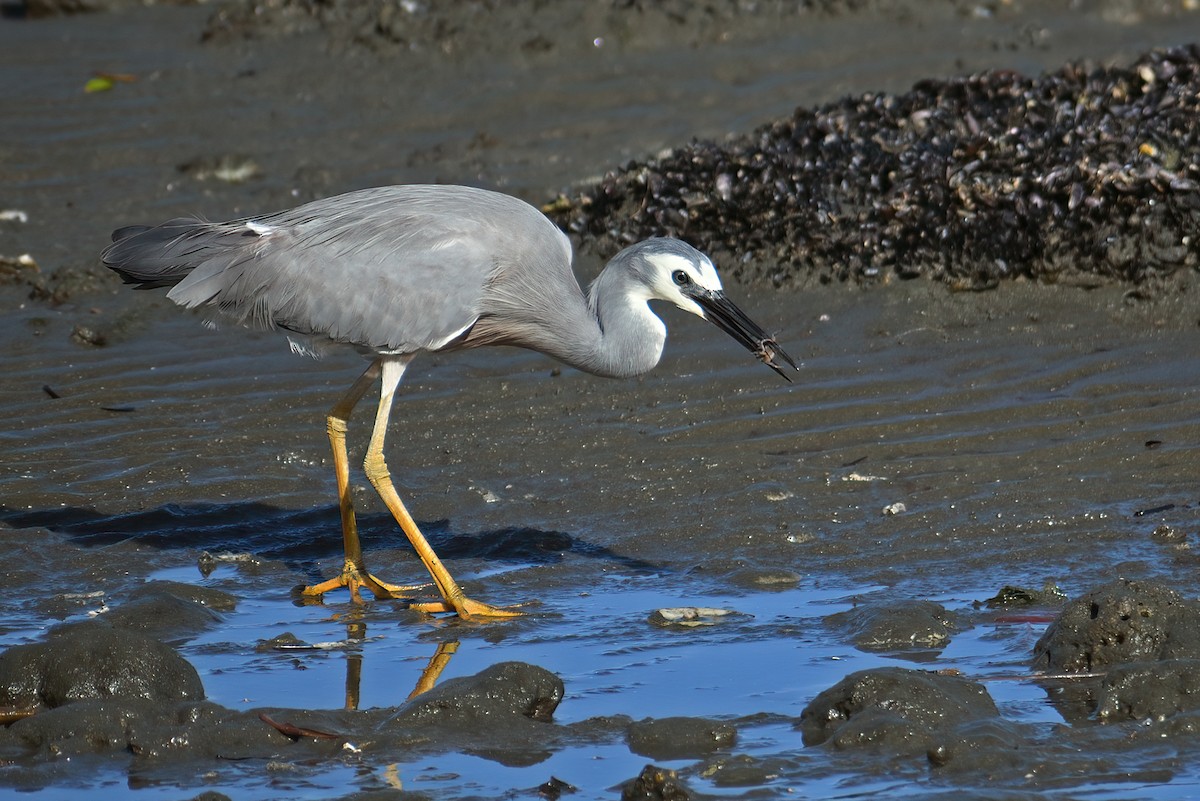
[622, 238, 799, 381]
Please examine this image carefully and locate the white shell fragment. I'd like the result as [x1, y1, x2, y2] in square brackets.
[648, 606, 747, 628]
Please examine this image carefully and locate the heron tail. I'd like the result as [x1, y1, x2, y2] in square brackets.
[101, 218, 214, 290]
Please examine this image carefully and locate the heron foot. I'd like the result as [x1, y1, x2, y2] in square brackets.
[299, 561, 520, 619]
[300, 559, 424, 604]
[409, 596, 525, 619]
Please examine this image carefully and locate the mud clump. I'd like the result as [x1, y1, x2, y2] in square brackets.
[1033, 579, 1200, 726]
[798, 667, 998, 752]
[1097, 659, 1200, 723]
[0, 623, 204, 709]
[100, 581, 237, 645]
[626, 716, 737, 760]
[924, 717, 1032, 773]
[620, 764, 693, 801]
[0, 655, 568, 777]
[2, 698, 292, 763]
[384, 661, 567, 763]
[1032, 578, 1200, 673]
[391, 660, 564, 726]
[550, 45, 1200, 291]
[825, 599, 960, 652]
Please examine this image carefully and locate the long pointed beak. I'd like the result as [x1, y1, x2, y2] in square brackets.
[692, 290, 799, 381]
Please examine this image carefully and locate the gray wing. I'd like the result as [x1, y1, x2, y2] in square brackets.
[105, 185, 571, 354]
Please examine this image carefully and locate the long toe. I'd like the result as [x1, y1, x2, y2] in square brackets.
[299, 563, 428, 605]
[362, 572, 429, 600]
[408, 596, 525, 619]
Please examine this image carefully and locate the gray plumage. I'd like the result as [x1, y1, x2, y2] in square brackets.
[102, 184, 796, 380]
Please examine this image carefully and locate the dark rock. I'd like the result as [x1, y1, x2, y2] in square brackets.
[533, 776, 576, 801]
[696, 752, 793, 788]
[3, 698, 163, 756]
[0, 623, 204, 708]
[256, 631, 307, 652]
[129, 579, 237, 612]
[1096, 659, 1200, 722]
[1032, 579, 1200, 673]
[983, 583, 1067, 608]
[100, 584, 230, 644]
[1, 698, 293, 760]
[825, 599, 959, 651]
[392, 661, 563, 726]
[726, 566, 802, 590]
[798, 667, 998, 751]
[925, 718, 1032, 773]
[627, 716, 736, 760]
[620, 764, 692, 801]
[141, 701, 298, 760]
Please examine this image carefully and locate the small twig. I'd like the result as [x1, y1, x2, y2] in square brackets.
[975, 671, 1108, 682]
[258, 712, 342, 741]
[0, 705, 38, 725]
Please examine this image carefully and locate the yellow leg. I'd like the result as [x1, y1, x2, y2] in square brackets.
[362, 357, 521, 619]
[407, 640, 460, 700]
[300, 360, 423, 603]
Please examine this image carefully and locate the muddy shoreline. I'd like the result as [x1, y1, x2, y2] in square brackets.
[3, 1, 1200, 798]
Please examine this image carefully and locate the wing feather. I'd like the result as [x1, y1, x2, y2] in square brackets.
[103, 185, 576, 355]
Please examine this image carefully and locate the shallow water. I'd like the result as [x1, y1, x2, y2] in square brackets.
[5, 2, 1200, 798]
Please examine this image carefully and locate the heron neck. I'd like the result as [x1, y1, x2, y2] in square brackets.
[580, 267, 666, 379]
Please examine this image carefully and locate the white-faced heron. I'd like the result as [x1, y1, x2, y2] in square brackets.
[101, 184, 796, 618]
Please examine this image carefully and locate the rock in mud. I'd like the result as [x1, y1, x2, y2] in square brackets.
[925, 717, 1032, 773]
[2, 697, 295, 761]
[99, 581, 234, 644]
[373, 661, 569, 767]
[696, 752, 794, 789]
[1032, 578, 1200, 673]
[620, 764, 692, 801]
[0, 622, 204, 708]
[627, 716, 737, 760]
[825, 599, 960, 651]
[1096, 659, 1200, 723]
[0, 661, 571, 770]
[390, 660, 564, 726]
[727, 566, 802, 591]
[1, 698, 164, 757]
[983, 583, 1068, 608]
[798, 667, 998, 752]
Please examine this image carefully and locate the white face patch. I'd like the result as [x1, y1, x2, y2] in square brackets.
[643, 251, 724, 318]
[646, 252, 724, 291]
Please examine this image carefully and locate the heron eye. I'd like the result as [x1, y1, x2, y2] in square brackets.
[672, 270, 691, 286]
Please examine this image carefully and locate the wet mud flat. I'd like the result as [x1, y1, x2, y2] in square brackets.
[3, 279, 1199, 798]
[3, 0, 1200, 798]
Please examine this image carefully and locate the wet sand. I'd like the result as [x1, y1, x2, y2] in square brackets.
[3, 1, 1200, 798]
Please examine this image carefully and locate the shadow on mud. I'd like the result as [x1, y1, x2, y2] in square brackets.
[0, 503, 662, 581]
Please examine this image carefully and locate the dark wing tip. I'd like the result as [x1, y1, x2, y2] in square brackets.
[110, 224, 152, 244]
[101, 218, 211, 290]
